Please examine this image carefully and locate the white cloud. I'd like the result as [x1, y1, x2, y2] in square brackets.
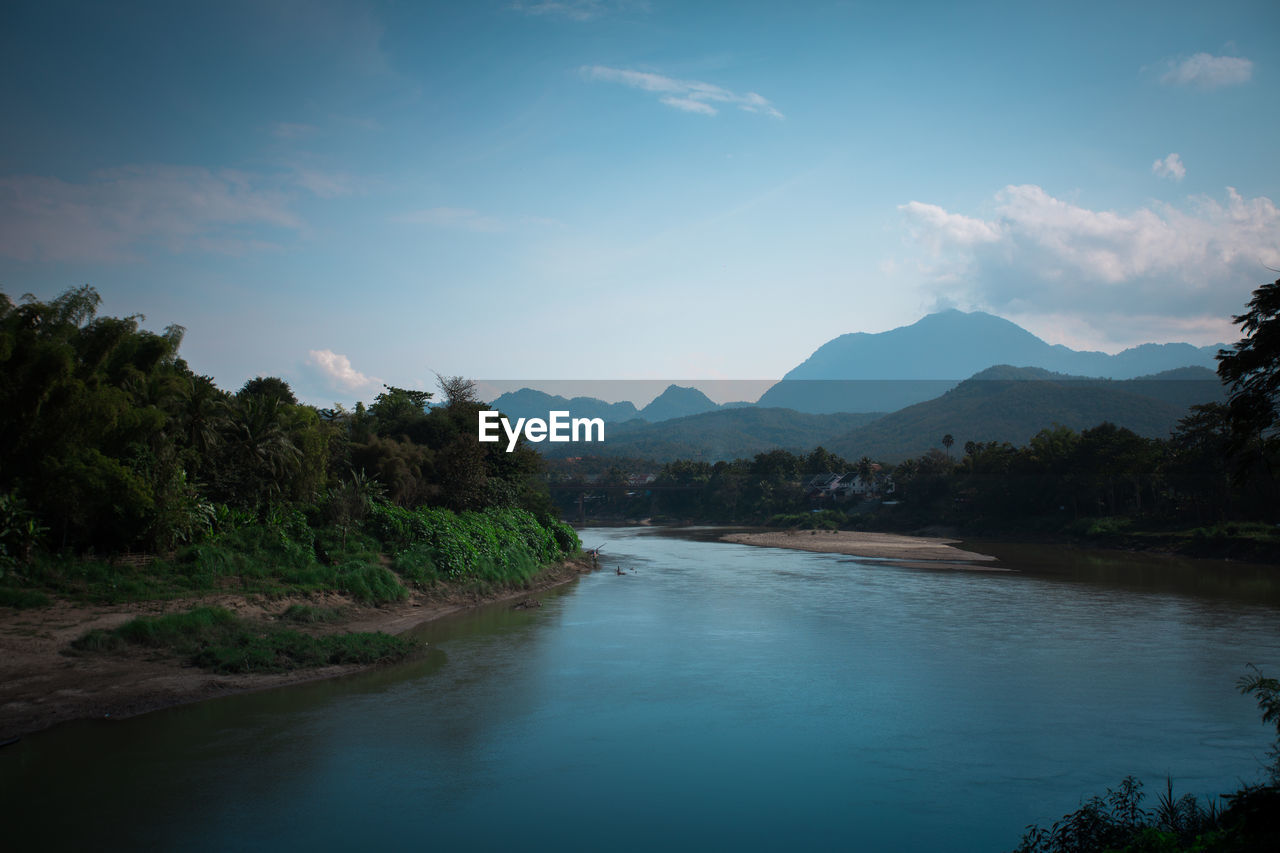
[1152, 152, 1186, 181]
[0, 165, 311, 262]
[1161, 53, 1253, 89]
[393, 207, 506, 232]
[271, 122, 319, 139]
[899, 201, 1003, 249]
[900, 185, 1280, 341]
[660, 96, 719, 115]
[1007, 310, 1237, 352]
[583, 66, 783, 118]
[391, 207, 562, 233]
[510, 1, 645, 21]
[291, 168, 361, 198]
[306, 349, 381, 394]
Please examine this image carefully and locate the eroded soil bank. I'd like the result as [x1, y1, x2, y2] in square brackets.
[0, 558, 596, 742]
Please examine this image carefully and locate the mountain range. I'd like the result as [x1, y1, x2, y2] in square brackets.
[486, 310, 1229, 462]
[757, 310, 1222, 414]
[829, 365, 1223, 461]
[490, 383, 727, 425]
[538, 407, 884, 461]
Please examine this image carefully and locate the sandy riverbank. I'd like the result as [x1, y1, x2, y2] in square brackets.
[721, 529, 1005, 569]
[0, 558, 596, 742]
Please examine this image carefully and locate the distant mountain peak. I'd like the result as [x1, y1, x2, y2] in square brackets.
[639, 384, 718, 422]
[761, 309, 1224, 415]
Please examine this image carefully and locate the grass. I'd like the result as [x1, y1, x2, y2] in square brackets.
[1, 524, 411, 606]
[70, 605, 416, 673]
[0, 586, 51, 608]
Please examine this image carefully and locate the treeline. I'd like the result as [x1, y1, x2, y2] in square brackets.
[0, 287, 573, 579]
[559, 412, 1264, 529]
[573, 403, 1274, 536]
[563, 279, 1280, 539]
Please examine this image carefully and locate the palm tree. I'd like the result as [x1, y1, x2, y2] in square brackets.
[856, 456, 876, 495]
[941, 434, 954, 457]
[219, 395, 302, 508]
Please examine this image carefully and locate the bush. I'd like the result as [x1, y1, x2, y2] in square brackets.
[334, 561, 407, 605]
[364, 502, 579, 582]
[1014, 669, 1280, 852]
[767, 510, 844, 530]
[391, 545, 439, 585]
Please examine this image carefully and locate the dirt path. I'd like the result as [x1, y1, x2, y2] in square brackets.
[721, 529, 1005, 569]
[0, 559, 595, 742]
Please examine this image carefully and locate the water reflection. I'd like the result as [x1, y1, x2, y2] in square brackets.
[967, 539, 1280, 606]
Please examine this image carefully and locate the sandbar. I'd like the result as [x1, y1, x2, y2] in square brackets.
[722, 529, 1003, 567]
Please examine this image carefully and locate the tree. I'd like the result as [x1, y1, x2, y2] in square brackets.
[1218, 277, 1280, 426]
[213, 394, 303, 510]
[238, 376, 297, 406]
[941, 434, 954, 456]
[856, 456, 876, 493]
[1216, 277, 1280, 512]
[369, 384, 432, 437]
[435, 374, 477, 408]
[1164, 403, 1233, 522]
[804, 446, 847, 475]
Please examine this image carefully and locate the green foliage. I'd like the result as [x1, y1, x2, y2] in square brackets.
[1240, 667, 1280, 737]
[1014, 776, 1150, 853]
[71, 605, 415, 673]
[13, 553, 196, 603]
[544, 517, 580, 557]
[1014, 671, 1280, 852]
[237, 376, 297, 405]
[0, 490, 46, 572]
[0, 586, 51, 608]
[1217, 277, 1280, 422]
[391, 545, 440, 584]
[17, 503, 574, 605]
[334, 560, 407, 604]
[767, 510, 844, 530]
[1239, 665, 1280, 780]
[611, 404, 1274, 536]
[112, 604, 239, 647]
[368, 384, 432, 435]
[0, 287, 580, 570]
[365, 501, 577, 584]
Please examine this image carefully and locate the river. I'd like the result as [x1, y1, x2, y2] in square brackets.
[3, 527, 1279, 851]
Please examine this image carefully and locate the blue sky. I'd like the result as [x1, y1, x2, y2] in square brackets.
[2, 0, 1278, 405]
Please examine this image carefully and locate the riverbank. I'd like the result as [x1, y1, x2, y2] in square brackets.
[721, 529, 1004, 569]
[0, 557, 596, 742]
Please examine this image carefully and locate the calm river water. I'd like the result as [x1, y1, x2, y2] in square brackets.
[4, 528, 1279, 852]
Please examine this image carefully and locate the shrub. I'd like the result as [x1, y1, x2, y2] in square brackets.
[334, 561, 407, 605]
[391, 545, 439, 585]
